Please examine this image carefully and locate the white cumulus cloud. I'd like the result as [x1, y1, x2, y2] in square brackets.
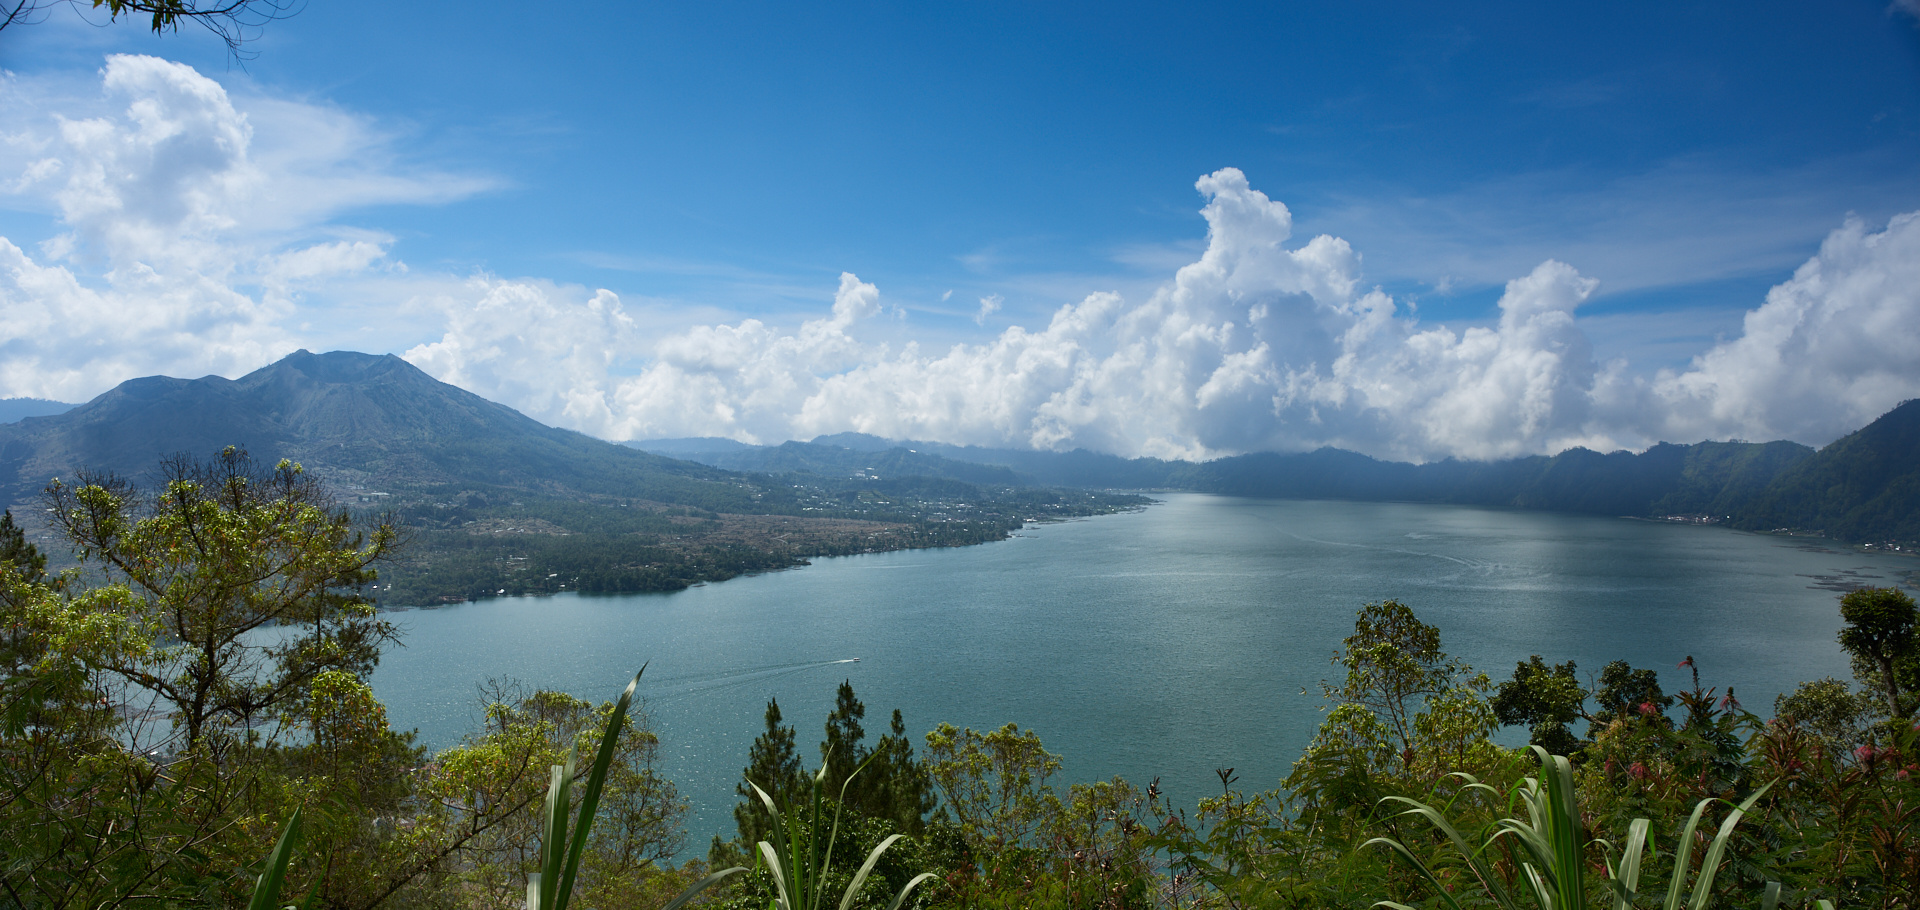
[7, 57, 1917, 463]
[407, 168, 1920, 461]
[1648, 212, 1920, 444]
[0, 55, 483, 402]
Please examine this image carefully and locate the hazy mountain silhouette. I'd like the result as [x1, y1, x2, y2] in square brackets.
[629, 437, 1024, 487]
[637, 428, 1832, 523]
[641, 411, 1920, 546]
[0, 398, 75, 425]
[8, 351, 1912, 546]
[0, 350, 741, 508]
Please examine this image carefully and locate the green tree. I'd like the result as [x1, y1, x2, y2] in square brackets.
[0, 509, 48, 584]
[0, 547, 178, 908]
[922, 722, 1062, 850]
[1836, 586, 1918, 721]
[0, 507, 73, 733]
[1286, 598, 1501, 849]
[46, 447, 398, 755]
[1773, 676, 1873, 754]
[1591, 659, 1671, 728]
[4, 451, 419, 909]
[419, 684, 693, 910]
[818, 681, 936, 836]
[863, 708, 938, 836]
[713, 697, 806, 866]
[822, 679, 868, 794]
[1325, 599, 1471, 765]
[1493, 656, 1585, 754]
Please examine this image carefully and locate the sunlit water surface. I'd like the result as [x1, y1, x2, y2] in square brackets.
[369, 493, 1914, 847]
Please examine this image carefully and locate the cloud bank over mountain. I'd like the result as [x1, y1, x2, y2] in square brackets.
[4, 57, 1918, 462]
[409, 170, 1920, 462]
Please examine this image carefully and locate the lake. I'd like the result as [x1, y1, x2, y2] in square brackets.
[369, 493, 1915, 847]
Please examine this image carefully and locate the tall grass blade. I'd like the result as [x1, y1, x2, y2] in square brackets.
[1521, 863, 1555, 910]
[1374, 792, 1518, 910]
[881, 873, 939, 910]
[1362, 834, 1475, 910]
[535, 758, 574, 910]
[758, 840, 795, 910]
[1607, 817, 1652, 910]
[1685, 784, 1773, 910]
[661, 866, 749, 910]
[525, 669, 743, 910]
[838, 833, 903, 910]
[1372, 746, 1776, 910]
[1661, 795, 1716, 910]
[248, 806, 304, 910]
[749, 753, 933, 910]
[555, 666, 647, 906]
[1538, 750, 1585, 910]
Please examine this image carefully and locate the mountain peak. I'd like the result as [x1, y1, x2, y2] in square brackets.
[0, 350, 715, 505]
[249, 349, 419, 385]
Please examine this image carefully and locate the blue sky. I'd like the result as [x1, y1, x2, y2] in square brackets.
[1, 0, 1917, 460]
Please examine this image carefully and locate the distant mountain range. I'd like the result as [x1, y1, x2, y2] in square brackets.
[0, 351, 1142, 603]
[0, 398, 75, 424]
[636, 399, 1920, 547]
[3, 350, 1912, 553]
[0, 350, 747, 510]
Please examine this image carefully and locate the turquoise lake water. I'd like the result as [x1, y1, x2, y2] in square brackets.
[368, 493, 1916, 847]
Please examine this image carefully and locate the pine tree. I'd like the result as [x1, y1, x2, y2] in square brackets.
[867, 708, 938, 835]
[821, 678, 868, 793]
[0, 510, 46, 587]
[820, 680, 937, 832]
[714, 697, 805, 865]
[715, 686, 938, 870]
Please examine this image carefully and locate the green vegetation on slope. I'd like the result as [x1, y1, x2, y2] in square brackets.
[1728, 398, 1920, 545]
[662, 399, 1920, 549]
[0, 350, 1147, 605]
[4, 449, 1918, 910]
[371, 478, 1142, 605]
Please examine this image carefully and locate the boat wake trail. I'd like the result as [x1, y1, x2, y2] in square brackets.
[644, 657, 862, 704]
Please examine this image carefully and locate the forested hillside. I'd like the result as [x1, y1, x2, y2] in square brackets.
[0, 349, 746, 508]
[0, 351, 1146, 604]
[644, 401, 1920, 547]
[1725, 398, 1920, 544]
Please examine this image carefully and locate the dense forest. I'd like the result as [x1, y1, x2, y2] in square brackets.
[3, 448, 1915, 910]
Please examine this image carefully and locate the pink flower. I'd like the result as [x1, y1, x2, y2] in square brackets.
[1629, 762, 1649, 780]
[1638, 702, 1658, 716]
[1854, 745, 1875, 763]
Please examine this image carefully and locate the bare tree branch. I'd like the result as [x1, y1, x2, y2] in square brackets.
[0, 0, 303, 58]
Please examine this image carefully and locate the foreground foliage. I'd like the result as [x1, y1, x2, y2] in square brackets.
[4, 449, 1917, 910]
